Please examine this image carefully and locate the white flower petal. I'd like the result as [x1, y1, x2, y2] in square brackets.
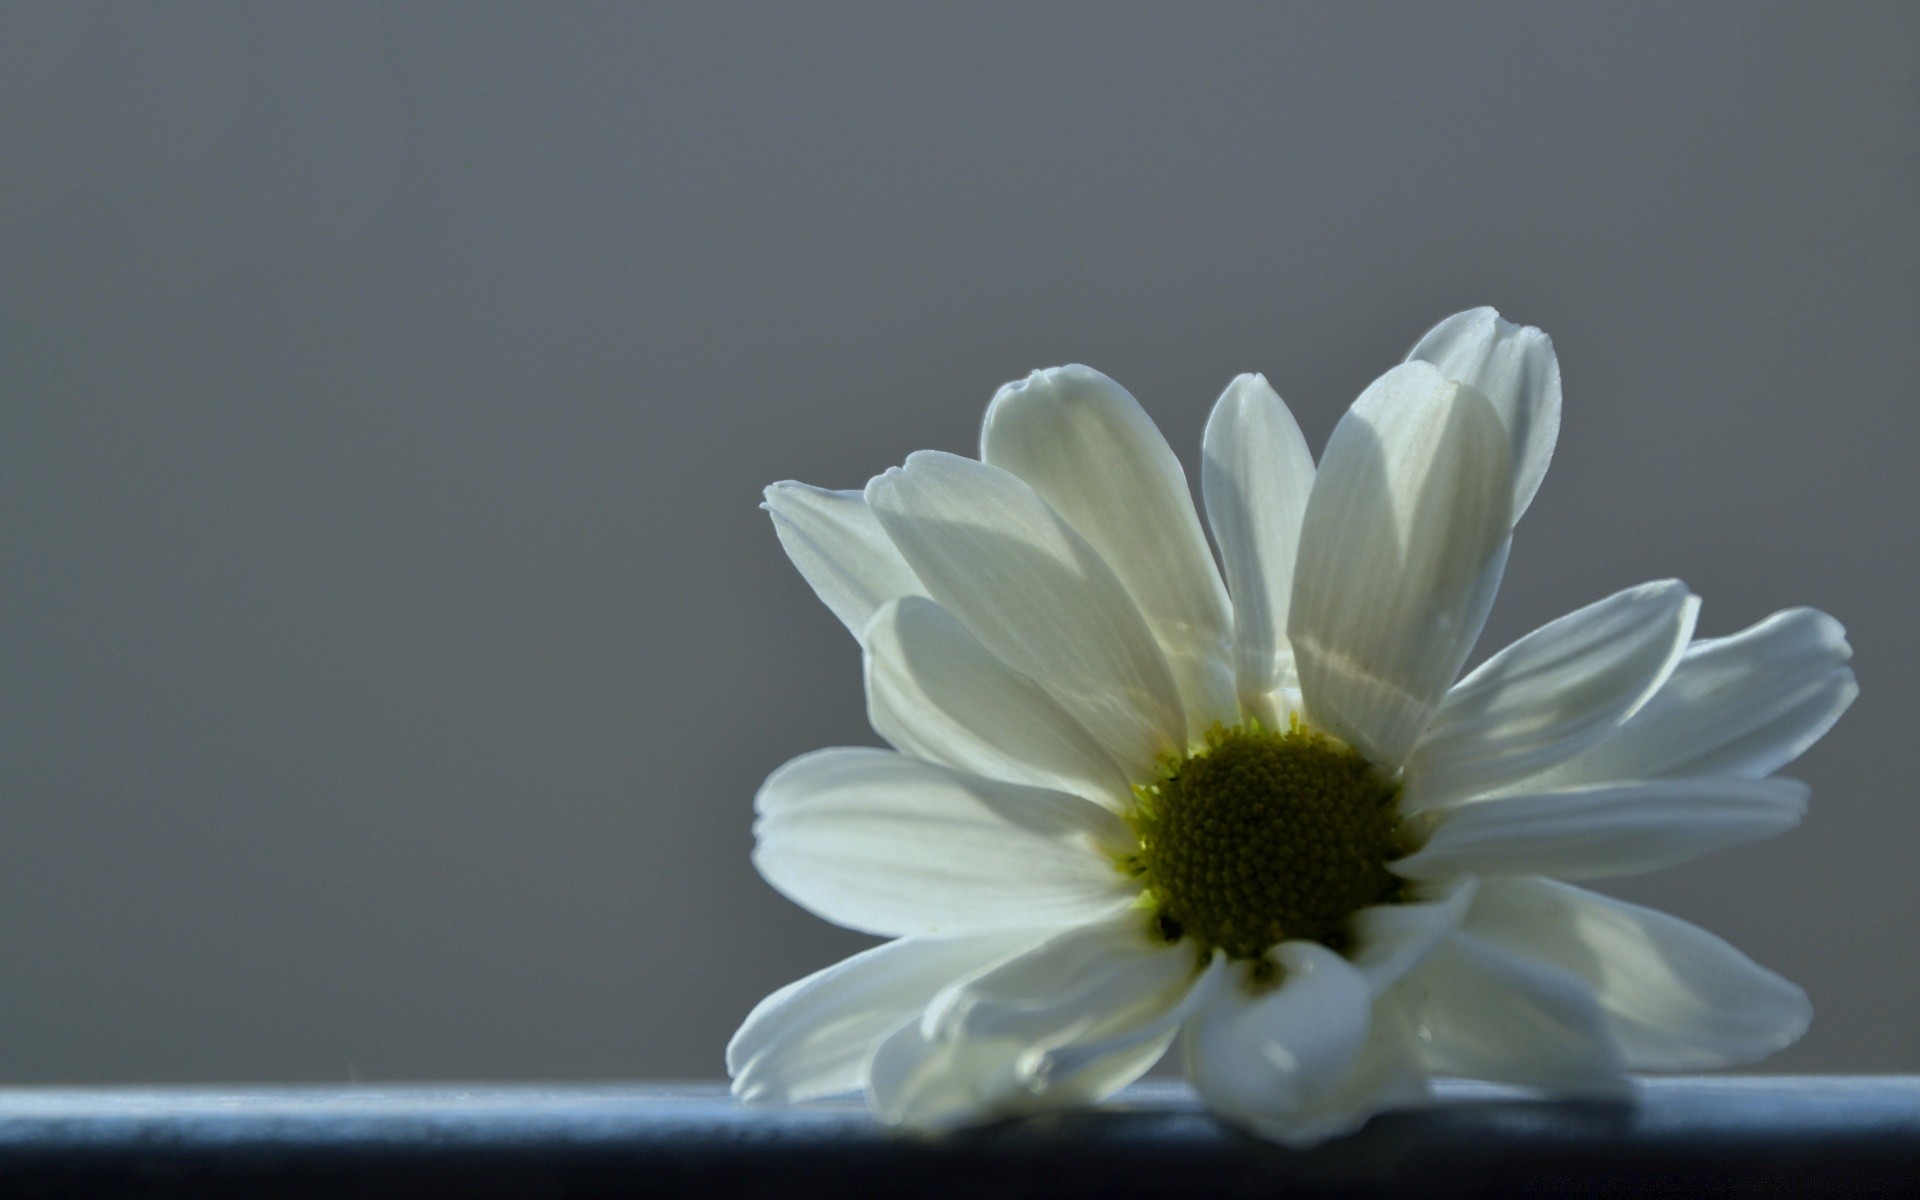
[1405, 307, 1561, 521]
[1347, 879, 1478, 992]
[867, 941, 1208, 1128]
[1394, 776, 1808, 882]
[763, 482, 926, 639]
[865, 1024, 1182, 1130]
[1404, 581, 1700, 810]
[1401, 931, 1627, 1094]
[1537, 607, 1857, 785]
[866, 451, 1187, 777]
[1184, 942, 1422, 1146]
[1281, 990, 1431, 1142]
[1289, 362, 1515, 767]
[727, 931, 1041, 1104]
[1201, 373, 1317, 718]
[865, 596, 1133, 810]
[1464, 877, 1811, 1070]
[753, 748, 1137, 937]
[922, 912, 1201, 1044]
[981, 366, 1239, 734]
[1185, 944, 1371, 1117]
[1029, 955, 1229, 1090]
[864, 1022, 1033, 1129]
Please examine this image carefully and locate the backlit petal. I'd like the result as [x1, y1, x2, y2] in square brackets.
[1406, 307, 1561, 521]
[753, 748, 1136, 937]
[728, 931, 1040, 1103]
[1464, 877, 1810, 1070]
[865, 596, 1133, 809]
[763, 482, 926, 639]
[982, 366, 1238, 734]
[1537, 608, 1857, 785]
[1289, 362, 1514, 767]
[1394, 776, 1808, 882]
[867, 451, 1186, 777]
[1202, 373, 1316, 719]
[1405, 581, 1698, 809]
[1400, 931, 1627, 1094]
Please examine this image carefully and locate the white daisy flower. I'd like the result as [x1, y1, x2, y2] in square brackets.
[728, 308, 1857, 1146]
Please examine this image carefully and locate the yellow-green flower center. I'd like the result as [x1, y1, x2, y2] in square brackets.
[1123, 721, 1404, 962]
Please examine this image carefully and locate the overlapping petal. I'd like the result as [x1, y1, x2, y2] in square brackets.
[982, 366, 1238, 734]
[1403, 581, 1698, 810]
[1406, 307, 1561, 521]
[865, 596, 1133, 809]
[1346, 879, 1478, 991]
[1289, 362, 1515, 766]
[921, 913, 1201, 1044]
[867, 932, 1210, 1127]
[1536, 607, 1856, 786]
[753, 748, 1136, 937]
[1201, 373, 1317, 722]
[763, 482, 926, 639]
[1463, 878, 1810, 1070]
[1401, 931, 1627, 1094]
[865, 1024, 1038, 1128]
[728, 931, 1041, 1103]
[866, 451, 1186, 778]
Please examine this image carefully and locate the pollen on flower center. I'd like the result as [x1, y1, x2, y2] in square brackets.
[1123, 721, 1404, 963]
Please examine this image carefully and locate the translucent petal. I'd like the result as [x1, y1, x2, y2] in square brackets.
[867, 451, 1186, 776]
[983, 365, 1238, 734]
[1202, 373, 1316, 714]
[753, 748, 1135, 937]
[1394, 776, 1808, 882]
[763, 482, 925, 639]
[1405, 307, 1561, 521]
[865, 596, 1132, 809]
[1289, 362, 1514, 767]
[1464, 877, 1810, 1070]
[1406, 581, 1697, 809]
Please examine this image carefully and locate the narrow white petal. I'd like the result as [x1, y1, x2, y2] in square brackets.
[981, 366, 1238, 734]
[922, 912, 1201, 1044]
[1202, 373, 1317, 712]
[1405, 581, 1699, 810]
[1289, 362, 1515, 767]
[1185, 943, 1421, 1147]
[753, 748, 1137, 937]
[727, 931, 1040, 1104]
[1464, 877, 1811, 1070]
[1394, 776, 1808, 882]
[1537, 607, 1857, 785]
[1405, 307, 1561, 521]
[1400, 931, 1627, 1094]
[867, 941, 1208, 1128]
[865, 597, 1133, 810]
[1347, 879, 1478, 992]
[866, 451, 1186, 777]
[763, 482, 926, 639]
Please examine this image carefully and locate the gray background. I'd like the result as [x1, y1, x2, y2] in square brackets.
[1, 1, 1914, 1083]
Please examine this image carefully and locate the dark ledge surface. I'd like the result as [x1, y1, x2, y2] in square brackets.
[0, 1078, 1913, 1198]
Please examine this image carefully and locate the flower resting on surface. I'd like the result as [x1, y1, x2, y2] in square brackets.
[727, 308, 1857, 1146]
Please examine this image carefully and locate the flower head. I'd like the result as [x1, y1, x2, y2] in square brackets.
[728, 309, 1856, 1145]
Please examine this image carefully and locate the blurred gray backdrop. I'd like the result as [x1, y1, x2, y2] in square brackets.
[1, 1, 1915, 1083]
